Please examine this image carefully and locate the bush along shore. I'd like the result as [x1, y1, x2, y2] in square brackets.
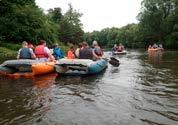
[0, 43, 20, 60]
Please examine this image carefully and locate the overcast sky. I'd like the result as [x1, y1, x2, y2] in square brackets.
[35, 0, 142, 32]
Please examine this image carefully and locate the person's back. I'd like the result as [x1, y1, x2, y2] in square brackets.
[17, 41, 36, 59]
[53, 43, 64, 60]
[79, 42, 93, 59]
[19, 47, 31, 59]
[35, 40, 55, 61]
[35, 45, 48, 58]
[92, 41, 103, 57]
[79, 47, 93, 59]
[53, 47, 64, 59]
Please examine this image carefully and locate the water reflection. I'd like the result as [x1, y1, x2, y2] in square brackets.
[148, 51, 163, 65]
[32, 74, 57, 88]
[54, 72, 106, 102]
[0, 74, 58, 125]
[133, 50, 178, 125]
[110, 67, 120, 74]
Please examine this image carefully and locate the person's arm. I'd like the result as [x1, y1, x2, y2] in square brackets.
[92, 49, 100, 59]
[75, 48, 80, 58]
[100, 47, 104, 56]
[29, 48, 36, 59]
[17, 49, 21, 59]
[48, 54, 55, 61]
[44, 47, 55, 61]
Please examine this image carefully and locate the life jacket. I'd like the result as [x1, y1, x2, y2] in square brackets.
[67, 50, 75, 59]
[35, 45, 48, 58]
[79, 48, 93, 59]
[19, 48, 31, 59]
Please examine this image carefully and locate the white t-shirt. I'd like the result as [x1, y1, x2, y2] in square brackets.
[44, 47, 51, 54]
[75, 48, 80, 58]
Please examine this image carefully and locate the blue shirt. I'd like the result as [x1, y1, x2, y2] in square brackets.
[53, 47, 64, 59]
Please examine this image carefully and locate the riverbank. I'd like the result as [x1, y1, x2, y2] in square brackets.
[0, 43, 20, 62]
[0, 47, 17, 63]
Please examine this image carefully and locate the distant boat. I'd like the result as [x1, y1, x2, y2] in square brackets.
[113, 50, 127, 55]
[54, 58, 108, 76]
[148, 48, 164, 52]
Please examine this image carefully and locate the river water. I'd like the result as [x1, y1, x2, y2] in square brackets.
[0, 50, 178, 125]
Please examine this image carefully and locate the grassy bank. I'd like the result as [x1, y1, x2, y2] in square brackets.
[0, 43, 20, 62]
[0, 47, 17, 63]
[0, 47, 17, 56]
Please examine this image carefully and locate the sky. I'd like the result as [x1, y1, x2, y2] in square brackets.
[35, 0, 142, 32]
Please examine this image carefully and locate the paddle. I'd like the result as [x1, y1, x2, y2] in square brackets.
[103, 57, 120, 67]
[109, 57, 120, 67]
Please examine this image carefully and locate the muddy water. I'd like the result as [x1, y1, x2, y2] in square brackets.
[0, 50, 178, 125]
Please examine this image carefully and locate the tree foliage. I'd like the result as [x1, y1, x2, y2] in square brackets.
[1, 0, 178, 49]
[83, 0, 178, 49]
[0, 1, 83, 45]
[0, 0, 58, 43]
[46, 4, 84, 45]
[136, 0, 178, 48]
[58, 4, 84, 44]
[83, 24, 141, 48]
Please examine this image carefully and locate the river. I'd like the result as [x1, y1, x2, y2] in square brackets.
[0, 49, 178, 125]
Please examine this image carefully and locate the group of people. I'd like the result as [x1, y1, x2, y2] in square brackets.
[17, 40, 103, 62]
[148, 43, 163, 49]
[17, 40, 56, 61]
[111, 43, 125, 52]
[67, 41, 103, 60]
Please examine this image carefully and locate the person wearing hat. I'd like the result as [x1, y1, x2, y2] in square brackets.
[79, 42, 93, 59]
[34, 40, 55, 61]
[17, 41, 36, 59]
[53, 43, 64, 60]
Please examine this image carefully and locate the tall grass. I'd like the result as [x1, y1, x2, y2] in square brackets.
[0, 43, 21, 51]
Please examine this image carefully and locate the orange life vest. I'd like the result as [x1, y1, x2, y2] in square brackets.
[67, 50, 75, 59]
[35, 45, 48, 58]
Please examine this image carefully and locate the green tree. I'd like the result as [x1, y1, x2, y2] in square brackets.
[0, 0, 58, 44]
[48, 7, 63, 23]
[137, 0, 176, 47]
[59, 4, 84, 44]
